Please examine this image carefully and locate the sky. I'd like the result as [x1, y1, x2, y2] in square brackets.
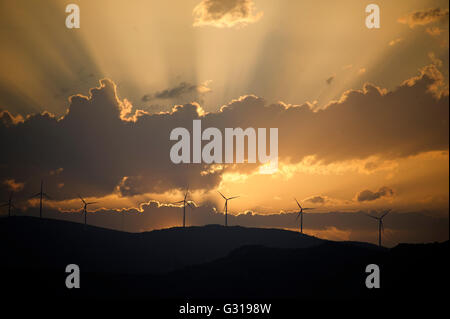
[0, 0, 449, 246]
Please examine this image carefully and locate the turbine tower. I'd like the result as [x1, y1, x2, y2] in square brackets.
[366, 210, 391, 247]
[218, 191, 239, 227]
[1, 192, 16, 217]
[174, 189, 194, 228]
[78, 194, 98, 227]
[294, 198, 313, 233]
[30, 180, 52, 219]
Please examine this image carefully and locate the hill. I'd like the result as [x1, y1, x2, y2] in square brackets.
[2, 216, 446, 302]
[1, 216, 324, 274]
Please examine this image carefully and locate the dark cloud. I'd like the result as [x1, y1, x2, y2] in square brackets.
[193, 0, 263, 28]
[141, 94, 152, 102]
[0, 80, 220, 199]
[326, 75, 335, 85]
[305, 196, 326, 204]
[357, 186, 394, 202]
[398, 8, 449, 28]
[215, 64, 448, 166]
[0, 65, 448, 199]
[142, 81, 211, 102]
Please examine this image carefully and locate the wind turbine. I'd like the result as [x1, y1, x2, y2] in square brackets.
[218, 191, 239, 227]
[78, 194, 98, 227]
[30, 180, 52, 219]
[294, 198, 314, 234]
[366, 210, 391, 247]
[1, 192, 16, 217]
[173, 189, 194, 228]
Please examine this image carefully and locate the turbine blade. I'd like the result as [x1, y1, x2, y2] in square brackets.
[381, 210, 391, 218]
[303, 208, 314, 210]
[294, 198, 302, 209]
[296, 212, 301, 220]
[187, 201, 195, 208]
[228, 196, 240, 200]
[29, 193, 40, 199]
[173, 200, 184, 204]
[365, 213, 378, 220]
[218, 191, 226, 200]
[43, 193, 52, 200]
[78, 194, 86, 204]
[87, 202, 98, 205]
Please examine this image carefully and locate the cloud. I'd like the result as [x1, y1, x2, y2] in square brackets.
[142, 81, 212, 102]
[0, 79, 221, 199]
[389, 38, 403, 46]
[0, 64, 448, 200]
[403, 64, 448, 98]
[3, 179, 24, 192]
[193, 0, 263, 28]
[305, 195, 326, 204]
[0, 110, 24, 126]
[426, 26, 445, 36]
[326, 75, 335, 85]
[428, 52, 443, 67]
[398, 8, 449, 28]
[356, 186, 394, 202]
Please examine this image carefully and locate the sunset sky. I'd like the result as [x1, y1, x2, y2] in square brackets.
[0, 0, 448, 246]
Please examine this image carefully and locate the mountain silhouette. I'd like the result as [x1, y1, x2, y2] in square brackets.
[1, 216, 447, 302]
[2, 216, 324, 274]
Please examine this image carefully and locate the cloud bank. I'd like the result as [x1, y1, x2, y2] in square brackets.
[0, 65, 448, 200]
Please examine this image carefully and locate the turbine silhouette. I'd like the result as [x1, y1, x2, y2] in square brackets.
[218, 191, 239, 227]
[174, 188, 195, 228]
[1, 192, 16, 217]
[30, 180, 52, 219]
[366, 210, 391, 247]
[78, 194, 98, 227]
[294, 198, 313, 233]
